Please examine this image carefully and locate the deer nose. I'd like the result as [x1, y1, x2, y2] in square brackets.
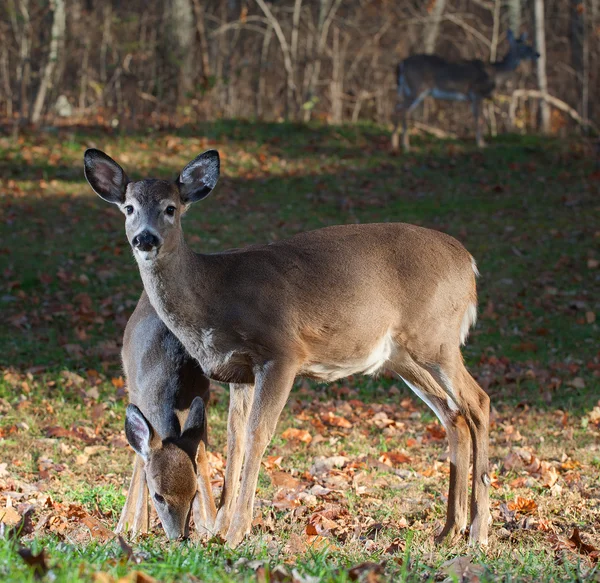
[133, 231, 160, 251]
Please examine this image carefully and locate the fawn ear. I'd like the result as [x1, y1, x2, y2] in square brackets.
[177, 150, 220, 205]
[84, 148, 129, 204]
[125, 404, 154, 460]
[177, 397, 207, 461]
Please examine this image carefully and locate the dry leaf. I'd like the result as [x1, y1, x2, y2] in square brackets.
[281, 428, 312, 445]
[270, 471, 301, 489]
[507, 496, 537, 514]
[378, 451, 411, 466]
[17, 546, 49, 579]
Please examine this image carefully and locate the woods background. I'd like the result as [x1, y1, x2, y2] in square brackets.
[0, 0, 598, 136]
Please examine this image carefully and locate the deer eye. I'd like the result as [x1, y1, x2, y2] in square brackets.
[165, 206, 176, 216]
[125, 205, 134, 215]
[154, 493, 165, 505]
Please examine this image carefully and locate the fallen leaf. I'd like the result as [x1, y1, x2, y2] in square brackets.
[378, 451, 411, 466]
[507, 496, 537, 514]
[17, 546, 49, 579]
[0, 506, 22, 526]
[270, 471, 301, 489]
[281, 428, 312, 445]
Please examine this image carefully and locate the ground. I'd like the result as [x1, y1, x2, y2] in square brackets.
[0, 122, 598, 582]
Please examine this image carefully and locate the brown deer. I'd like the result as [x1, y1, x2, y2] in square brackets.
[84, 148, 490, 547]
[116, 291, 216, 539]
[391, 30, 539, 151]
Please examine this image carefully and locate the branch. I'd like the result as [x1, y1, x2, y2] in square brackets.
[503, 89, 598, 133]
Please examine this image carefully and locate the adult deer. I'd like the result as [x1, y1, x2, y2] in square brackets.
[84, 148, 490, 547]
[391, 30, 539, 151]
[116, 291, 216, 539]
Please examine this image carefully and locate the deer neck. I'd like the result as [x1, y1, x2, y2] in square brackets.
[491, 51, 520, 85]
[136, 241, 210, 340]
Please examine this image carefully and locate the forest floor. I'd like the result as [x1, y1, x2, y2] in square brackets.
[0, 122, 599, 582]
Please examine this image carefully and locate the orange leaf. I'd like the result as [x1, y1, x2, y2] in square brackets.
[378, 451, 411, 466]
[507, 496, 537, 514]
[281, 428, 312, 444]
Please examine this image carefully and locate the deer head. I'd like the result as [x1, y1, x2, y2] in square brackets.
[83, 149, 220, 262]
[507, 29, 540, 64]
[124, 396, 207, 540]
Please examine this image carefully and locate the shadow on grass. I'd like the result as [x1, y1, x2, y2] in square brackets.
[0, 129, 598, 412]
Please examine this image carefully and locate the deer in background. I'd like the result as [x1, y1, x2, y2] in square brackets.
[391, 30, 539, 152]
[116, 291, 216, 539]
[84, 148, 490, 548]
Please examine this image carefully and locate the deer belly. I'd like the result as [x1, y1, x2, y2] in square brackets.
[301, 332, 395, 382]
[430, 88, 469, 102]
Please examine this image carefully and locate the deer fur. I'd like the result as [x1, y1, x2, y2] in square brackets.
[116, 291, 216, 539]
[84, 148, 491, 548]
[391, 30, 539, 151]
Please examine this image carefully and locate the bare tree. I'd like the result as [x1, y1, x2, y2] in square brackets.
[534, 0, 550, 133]
[32, 0, 66, 124]
[169, 0, 196, 105]
[424, 0, 447, 54]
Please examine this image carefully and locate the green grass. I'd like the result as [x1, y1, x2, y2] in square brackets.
[0, 123, 599, 581]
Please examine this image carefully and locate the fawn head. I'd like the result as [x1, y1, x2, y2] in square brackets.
[84, 149, 220, 262]
[124, 396, 208, 540]
[506, 29, 540, 63]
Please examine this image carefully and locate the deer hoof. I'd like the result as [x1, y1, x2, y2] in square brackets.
[225, 518, 251, 548]
[434, 522, 467, 545]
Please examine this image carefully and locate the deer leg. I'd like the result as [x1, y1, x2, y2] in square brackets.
[472, 98, 485, 148]
[192, 440, 217, 537]
[391, 103, 402, 152]
[427, 359, 490, 546]
[392, 362, 469, 543]
[116, 454, 149, 534]
[214, 383, 254, 537]
[225, 361, 297, 547]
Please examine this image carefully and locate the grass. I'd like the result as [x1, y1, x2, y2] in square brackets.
[0, 122, 599, 582]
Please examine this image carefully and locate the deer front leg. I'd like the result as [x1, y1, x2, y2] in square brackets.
[214, 383, 255, 537]
[225, 361, 297, 547]
[116, 454, 149, 534]
[391, 104, 401, 152]
[472, 97, 485, 148]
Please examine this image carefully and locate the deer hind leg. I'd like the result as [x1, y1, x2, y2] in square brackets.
[425, 357, 490, 546]
[214, 383, 255, 537]
[225, 361, 297, 547]
[116, 454, 149, 534]
[391, 360, 470, 542]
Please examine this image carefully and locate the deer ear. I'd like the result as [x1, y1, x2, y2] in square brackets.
[177, 397, 207, 460]
[125, 404, 154, 460]
[519, 32, 527, 41]
[507, 29, 515, 44]
[84, 149, 129, 204]
[177, 150, 220, 205]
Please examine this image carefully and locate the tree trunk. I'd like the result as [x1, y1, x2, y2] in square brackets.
[534, 0, 550, 133]
[169, 0, 196, 106]
[508, 0, 521, 34]
[255, 24, 273, 119]
[330, 26, 343, 124]
[32, 0, 66, 125]
[424, 0, 446, 54]
[303, 0, 343, 122]
[570, 0, 586, 120]
[254, 0, 295, 120]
